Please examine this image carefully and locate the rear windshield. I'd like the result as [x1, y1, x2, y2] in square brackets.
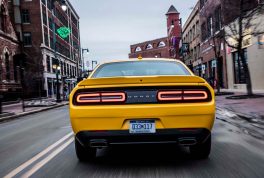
[91, 60, 191, 78]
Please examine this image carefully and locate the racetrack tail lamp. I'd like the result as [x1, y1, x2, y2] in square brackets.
[157, 90, 209, 102]
[76, 93, 100, 103]
[158, 91, 182, 101]
[75, 92, 126, 104]
[183, 91, 208, 100]
[101, 92, 126, 102]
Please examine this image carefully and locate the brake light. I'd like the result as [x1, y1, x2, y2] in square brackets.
[76, 93, 100, 103]
[101, 92, 126, 102]
[75, 92, 126, 104]
[157, 90, 209, 102]
[158, 91, 182, 101]
[183, 91, 208, 100]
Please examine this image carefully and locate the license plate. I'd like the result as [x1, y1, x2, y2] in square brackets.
[129, 120, 156, 134]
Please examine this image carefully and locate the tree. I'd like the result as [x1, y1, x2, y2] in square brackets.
[223, 0, 264, 95]
[211, 32, 224, 93]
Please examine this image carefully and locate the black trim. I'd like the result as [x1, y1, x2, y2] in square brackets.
[76, 128, 211, 146]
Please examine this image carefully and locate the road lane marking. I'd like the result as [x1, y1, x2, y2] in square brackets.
[21, 137, 74, 178]
[3, 132, 73, 178]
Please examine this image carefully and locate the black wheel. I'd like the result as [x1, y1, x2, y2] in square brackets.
[75, 138, 96, 161]
[189, 135, 211, 159]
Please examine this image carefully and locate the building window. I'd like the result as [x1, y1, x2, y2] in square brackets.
[23, 32, 32, 46]
[193, 25, 196, 38]
[49, 18, 53, 29]
[67, 63, 69, 76]
[207, 16, 213, 38]
[64, 62, 66, 76]
[42, 11, 47, 25]
[196, 21, 200, 36]
[232, 49, 248, 84]
[214, 6, 221, 32]
[5, 53, 10, 81]
[146, 44, 153, 50]
[52, 58, 59, 73]
[0, 5, 7, 32]
[201, 22, 207, 41]
[200, 0, 208, 8]
[46, 56, 51, 72]
[158, 41, 166, 48]
[135, 46, 142, 52]
[44, 33, 49, 46]
[47, 0, 52, 10]
[42, 0, 46, 5]
[22, 9, 30, 23]
[61, 62, 64, 75]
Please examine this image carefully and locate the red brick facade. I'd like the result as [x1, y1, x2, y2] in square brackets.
[129, 5, 182, 59]
[199, 0, 228, 88]
[0, 0, 21, 97]
[129, 37, 170, 58]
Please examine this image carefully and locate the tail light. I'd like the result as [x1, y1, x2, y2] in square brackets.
[158, 91, 182, 101]
[158, 90, 210, 102]
[75, 92, 126, 105]
[183, 91, 208, 100]
[76, 93, 100, 103]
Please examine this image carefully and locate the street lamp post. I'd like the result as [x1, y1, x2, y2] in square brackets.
[51, 0, 67, 102]
[82, 48, 89, 74]
[92, 60, 98, 70]
[52, 61, 61, 102]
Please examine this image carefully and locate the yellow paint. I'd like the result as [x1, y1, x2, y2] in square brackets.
[69, 59, 215, 135]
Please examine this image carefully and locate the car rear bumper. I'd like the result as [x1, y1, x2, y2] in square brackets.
[76, 128, 211, 147]
[70, 102, 215, 133]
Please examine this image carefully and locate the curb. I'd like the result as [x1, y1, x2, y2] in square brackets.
[216, 106, 261, 120]
[0, 103, 69, 123]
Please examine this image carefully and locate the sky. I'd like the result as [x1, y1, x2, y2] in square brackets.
[69, 0, 197, 68]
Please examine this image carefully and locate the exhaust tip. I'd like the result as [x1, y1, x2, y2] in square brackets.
[178, 138, 197, 146]
[89, 139, 108, 148]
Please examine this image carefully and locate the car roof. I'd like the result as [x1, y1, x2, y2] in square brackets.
[100, 58, 183, 65]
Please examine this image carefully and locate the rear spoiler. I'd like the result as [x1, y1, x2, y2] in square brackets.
[78, 76, 206, 87]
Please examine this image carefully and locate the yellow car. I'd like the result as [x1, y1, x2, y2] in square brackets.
[70, 58, 215, 161]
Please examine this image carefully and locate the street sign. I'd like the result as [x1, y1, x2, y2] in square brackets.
[212, 60, 217, 68]
[202, 64, 206, 71]
[57, 27, 71, 39]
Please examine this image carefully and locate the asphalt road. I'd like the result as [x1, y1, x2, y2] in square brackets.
[0, 106, 264, 178]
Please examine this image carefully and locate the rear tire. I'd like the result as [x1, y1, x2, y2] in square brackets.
[189, 135, 211, 159]
[75, 138, 96, 162]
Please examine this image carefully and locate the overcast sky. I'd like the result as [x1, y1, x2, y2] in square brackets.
[69, 0, 197, 68]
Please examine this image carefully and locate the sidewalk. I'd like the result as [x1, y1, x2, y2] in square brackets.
[216, 92, 264, 119]
[0, 98, 68, 122]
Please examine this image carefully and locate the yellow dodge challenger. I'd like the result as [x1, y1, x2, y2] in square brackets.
[69, 58, 215, 161]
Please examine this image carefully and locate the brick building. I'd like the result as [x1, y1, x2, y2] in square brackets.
[182, 2, 200, 75]
[199, 0, 228, 88]
[8, 0, 81, 98]
[0, 0, 21, 101]
[129, 5, 182, 59]
[198, 0, 259, 88]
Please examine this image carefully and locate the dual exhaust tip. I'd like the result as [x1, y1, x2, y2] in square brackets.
[89, 138, 197, 148]
[178, 138, 197, 146]
[90, 139, 108, 148]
